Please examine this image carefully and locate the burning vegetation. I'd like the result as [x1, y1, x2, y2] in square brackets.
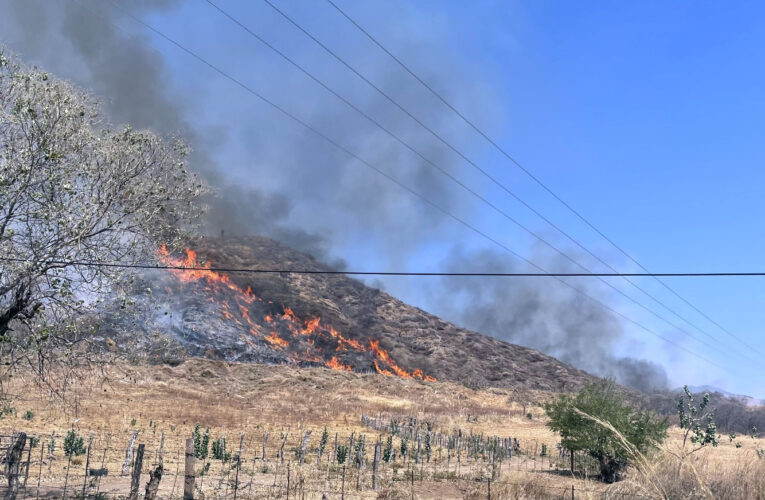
[157, 246, 434, 381]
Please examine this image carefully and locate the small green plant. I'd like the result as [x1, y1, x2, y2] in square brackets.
[353, 435, 366, 466]
[526, 412, 533, 420]
[541, 443, 548, 457]
[729, 432, 737, 443]
[130, 418, 137, 427]
[64, 430, 86, 456]
[193, 424, 210, 460]
[211, 437, 231, 462]
[400, 437, 408, 459]
[756, 448, 765, 459]
[390, 419, 400, 436]
[735, 441, 742, 448]
[752, 426, 758, 439]
[30, 436, 40, 448]
[383, 435, 394, 462]
[23, 410, 34, 421]
[318, 427, 329, 457]
[336, 444, 348, 464]
[0, 403, 16, 419]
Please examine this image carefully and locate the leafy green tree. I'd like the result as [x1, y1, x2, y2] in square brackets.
[545, 380, 668, 483]
[0, 51, 205, 364]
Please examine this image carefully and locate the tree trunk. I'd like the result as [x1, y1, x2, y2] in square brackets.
[597, 454, 622, 484]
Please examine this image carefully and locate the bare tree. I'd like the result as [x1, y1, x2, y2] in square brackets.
[0, 50, 205, 382]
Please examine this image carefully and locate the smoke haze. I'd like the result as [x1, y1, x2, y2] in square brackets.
[0, 0, 669, 391]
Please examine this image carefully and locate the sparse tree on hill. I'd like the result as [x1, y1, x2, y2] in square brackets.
[0, 50, 205, 388]
[545, 380, 668, 483]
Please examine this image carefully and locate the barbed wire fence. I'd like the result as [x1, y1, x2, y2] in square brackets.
[0, 420, 655, 500]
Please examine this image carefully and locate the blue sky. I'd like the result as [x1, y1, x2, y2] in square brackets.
[4, 0, 764, 395]
[137, 1, 765, 395]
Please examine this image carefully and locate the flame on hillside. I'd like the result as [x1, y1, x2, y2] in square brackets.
[157, 246, 434, 381]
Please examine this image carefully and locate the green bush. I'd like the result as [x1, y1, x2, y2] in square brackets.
[23, 410, 34, 421]
[383, 435, 394, 462]
[336, 445, 348, 464]
[193, 424, 210, 460]
[64, 430, 86, 457]
[545, 380, 667, 483]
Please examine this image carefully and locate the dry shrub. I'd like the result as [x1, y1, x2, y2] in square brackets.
[376, 485, 408, 499]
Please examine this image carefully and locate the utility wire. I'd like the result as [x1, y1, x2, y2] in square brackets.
[261, 0, 733, 355]
[204, 0, 738, 357]
[101, 2, 728, 371]
[7, 256, 765, 277]
[323, 0, 761, 356]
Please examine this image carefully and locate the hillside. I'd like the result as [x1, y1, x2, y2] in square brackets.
[103, 236, 595, 391]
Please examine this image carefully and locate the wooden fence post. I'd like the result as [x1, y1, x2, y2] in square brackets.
[144, 464, 163, 500]
[4, 432, 26, 500]
[62, 454, 72, 500]
[233, 433, 244, 500]
[487, 477, 491, 500]
[372, 442, 380, 491]
[158, 432, 165, 468]
[128, 443, 145, 500]
[299, 431, 311, 465]
[35, 442, 44, 500]
[122, 430, 139, 476]
[286, 461, 291, 500]
[95, 434, 111, 495]
[22, 440, 32, 491]
[183, 438, 195, 500]
[81, 433, 94, 497]
[261, 432, 269, 462]
[340, 464, 346, 500]
[279, 432, 289, 464]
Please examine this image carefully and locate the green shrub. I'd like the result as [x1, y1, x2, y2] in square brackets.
[193, 424, 210, 460]
[64, 430, 86, 457]
[211, 437, 230, 462]
[336, 445, 348, 464]
[383, 435, 394, 462]
[23, 410, 34, 421]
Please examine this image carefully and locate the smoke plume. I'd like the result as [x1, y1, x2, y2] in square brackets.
[0, 0, 670, 391]
[426, 247, 668, 392]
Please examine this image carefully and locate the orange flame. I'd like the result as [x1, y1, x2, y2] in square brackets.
[157, 246, 434, 381]
[325, 356, 352, 371]
[265, 331, 288, 349]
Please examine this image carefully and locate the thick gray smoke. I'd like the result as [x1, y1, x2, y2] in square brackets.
[425, 247, 669, 392]
[0, 0, 486, 264]
[0, 0, 670, 391]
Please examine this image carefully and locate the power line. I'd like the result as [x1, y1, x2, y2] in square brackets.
[261, 0, 733, 354]
[8, 256, 765, 277]
[99, 2, 728, 370]
[322, 0, 763, 357]
[204, 0, 740, 357]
